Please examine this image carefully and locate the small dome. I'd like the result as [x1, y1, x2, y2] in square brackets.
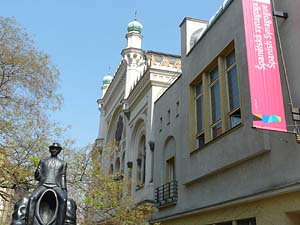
[127, 19, 143, 33]
[102, 75, 113, 85]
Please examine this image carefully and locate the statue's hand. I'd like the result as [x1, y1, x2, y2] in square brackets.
[34, 161, 41, 181]
[61, 178, 67, 191]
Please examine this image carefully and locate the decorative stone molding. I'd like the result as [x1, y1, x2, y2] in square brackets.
[146, 51, 181, 70]
[95, 138, 104, 149]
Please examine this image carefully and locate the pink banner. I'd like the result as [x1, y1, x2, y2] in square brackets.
[242, 0, 287, 132]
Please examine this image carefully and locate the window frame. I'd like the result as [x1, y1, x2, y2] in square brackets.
[225, 50, 241, 128]
[159, 117, 163, 132]
[176, 101, 180, 117]
[237, 217, 256, 225]
[191, 42, 241, 151]
[137, 135, 146, 187]
[166, 156, 175, 183]
[195, 82, 205, 148]
[209, 66, 222, 139]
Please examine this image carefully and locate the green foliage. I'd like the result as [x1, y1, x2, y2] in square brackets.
[28, 156, 40, 167]
[0, 16, 64, 223]
[0, 16, 156, 225]
[53, 143, 156, 224]
[66, 145, 157, 225]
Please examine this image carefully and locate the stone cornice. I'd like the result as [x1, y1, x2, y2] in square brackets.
[121, 47, 145, 57]
[99, 51, 181, 118]
[127, 66, 181, 110]
[145, 51, 181, 69]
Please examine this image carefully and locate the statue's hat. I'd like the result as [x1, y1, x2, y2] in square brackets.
[49, 143, 62, 150]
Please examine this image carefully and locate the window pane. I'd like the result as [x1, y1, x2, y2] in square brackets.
[196, 96, 204, 132]
[212, 122, 222, 138]
[226, 51, 236, 68]
[160, 117, 162, 131]
[197, 133, 205, 148]
[230, 109, 241, 128]
[169, 161, 174, 181]
[143, 154, 146, 184]
[211, 82, 221, 123]
[167, 158, 175, 182]
[210, 67, 219, 83]
[227, 66, 239, 111]
[196, 83, 203, 96]
[237, 218, 256, 225]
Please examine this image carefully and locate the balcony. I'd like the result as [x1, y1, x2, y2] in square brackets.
[155, 181, 178, 207]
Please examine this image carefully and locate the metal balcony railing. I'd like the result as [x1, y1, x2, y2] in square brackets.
[155, 180, 178, 207]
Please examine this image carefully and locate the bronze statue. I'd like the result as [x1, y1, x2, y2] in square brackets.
[11, 143, 77, 225]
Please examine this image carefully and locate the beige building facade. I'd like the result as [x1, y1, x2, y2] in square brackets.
[95, 18, 181, 203]
[152, 0, 300, 224]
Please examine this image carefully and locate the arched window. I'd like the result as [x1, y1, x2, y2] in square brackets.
[137, 135, 146, 185]
[164, 137, 176, 183]
[115, 116, 124, 146]
[115, 158, 120, 173]
[121, 151, 125, 173]
[109, 164, 113, 175]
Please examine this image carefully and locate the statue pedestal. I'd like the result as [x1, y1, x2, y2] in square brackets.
[11, 196, 76, 225]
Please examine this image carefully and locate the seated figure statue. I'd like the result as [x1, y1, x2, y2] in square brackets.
[11, 143, 77, 225]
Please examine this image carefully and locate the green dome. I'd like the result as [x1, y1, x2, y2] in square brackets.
[127, 19, 143, 33]
[103, 75, 113, 85]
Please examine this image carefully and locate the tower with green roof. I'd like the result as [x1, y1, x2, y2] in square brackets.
[101, 74, 113, 97]
[122, 18, 145, 98]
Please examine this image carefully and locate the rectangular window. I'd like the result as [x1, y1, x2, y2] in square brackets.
[166, 157, 175, 182]
[137, 158, 142, 184]
[176, 101, 179, 117]
[210, 66, 219, 83]
[212, 122, 222, 138]
[226, 50, 241, 128]
[160, 117, 163, 132]
[237, 218, 256, 225]
[211, 81, 221, 122]
[209, 66, 222, 138]
[192, 45, 241, 150]
[195, 82, 205, 147]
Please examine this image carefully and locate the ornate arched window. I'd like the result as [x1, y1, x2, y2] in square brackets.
[137, 135, 146, 185]
[115, 116, 124, 146]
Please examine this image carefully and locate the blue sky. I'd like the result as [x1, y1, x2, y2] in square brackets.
[1, 0, 223, 148]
